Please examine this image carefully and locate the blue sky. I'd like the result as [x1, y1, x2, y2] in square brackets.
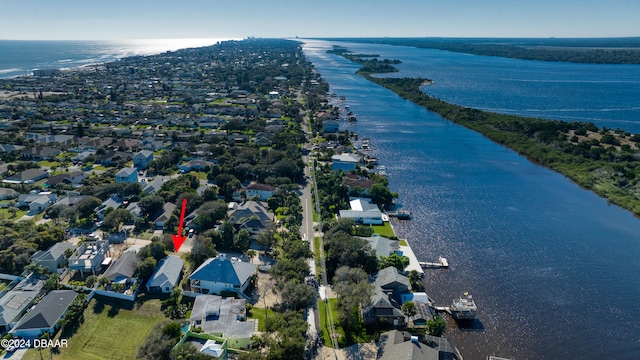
[1, 0, 638, 40]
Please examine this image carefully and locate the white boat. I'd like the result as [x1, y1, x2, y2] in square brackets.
[450, 292, 477, 320]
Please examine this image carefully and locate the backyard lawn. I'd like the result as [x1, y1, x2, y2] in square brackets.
[371, 222, 396, 238]
[22, 296, 168, 360]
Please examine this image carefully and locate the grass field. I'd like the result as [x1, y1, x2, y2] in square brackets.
[371, 222, 396, 238]
[247, 307, 275, 331]
[23, 296, 168, 360]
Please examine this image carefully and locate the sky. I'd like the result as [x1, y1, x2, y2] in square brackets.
[0, 0, 638, 40]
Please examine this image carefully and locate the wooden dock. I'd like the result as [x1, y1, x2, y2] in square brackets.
[419, 257, 449, 269]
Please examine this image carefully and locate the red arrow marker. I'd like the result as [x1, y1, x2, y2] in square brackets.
[172, 198, 187, 252]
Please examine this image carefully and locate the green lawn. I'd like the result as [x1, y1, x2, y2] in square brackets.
[371, 222, 396, 238]
[318, 298, 371, 348]
[248, 307, 275, 331]
[0, 208, 27, 220]
[23, 296, 168, 360]
[192, 171, 208, 180]
[37, 160, 62, 168]
[399, 239, 408, 246]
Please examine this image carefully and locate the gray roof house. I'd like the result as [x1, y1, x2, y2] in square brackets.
[142, 177, 166, 194]
[189, 254, 257, 297]
[376, 330, 462, 360]
[339, 198, 383, 225]
[29, 242, 76, 273]
[0, 188, 18, 200]
[189, 294, 255, 349]
[374, 266, 411, 300]
[363, 287, 406, 327]
[10, 290, 78, 339]
[103, 251, 139, 283]
[3, 169, 49, 184]
[0, 277, 44, 334]
[146, 255, 184, 293]
[132, 150, 154, 169]
[227, 201, 274, 239]
[359, 235, 399, 261]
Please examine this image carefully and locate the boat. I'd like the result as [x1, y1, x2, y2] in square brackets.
[450, 292, 477, 320]
[347, 114, 357, 122]
[395, 210, 411, 220]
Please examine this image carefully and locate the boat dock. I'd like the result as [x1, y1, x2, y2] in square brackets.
[433, 306, 452, 315]
[387, 210, 411, 220]
[419, 257, 449, 269]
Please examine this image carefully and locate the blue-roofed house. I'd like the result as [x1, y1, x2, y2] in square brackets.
[146, 255, 184, 293]
[115, 167, 138, 183]
[189, 254, 257, 297]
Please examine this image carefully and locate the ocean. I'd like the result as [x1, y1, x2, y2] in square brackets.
[301, 40, 640, 360]
[0, 39, 230, 79]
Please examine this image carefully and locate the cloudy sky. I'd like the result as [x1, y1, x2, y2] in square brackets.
[1, 0, 638, 40]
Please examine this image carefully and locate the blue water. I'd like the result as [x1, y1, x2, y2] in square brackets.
[0, 39, 228, 79]
[302, 40, 640, 360]
[2, 38, 640, 359]
[325, 41, 640, 134]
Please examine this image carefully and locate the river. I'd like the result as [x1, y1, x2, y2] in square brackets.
[301, 39, 640, 360]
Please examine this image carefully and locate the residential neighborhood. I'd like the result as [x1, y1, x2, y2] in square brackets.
[0, 39, 461, 360]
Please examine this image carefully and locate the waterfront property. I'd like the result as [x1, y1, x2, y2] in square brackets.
[377, 330, 462, 360]
[339, 198, 383, 225]
[331, 152, 360, 171]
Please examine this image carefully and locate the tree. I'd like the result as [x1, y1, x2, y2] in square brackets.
[189, 236, 217, 267]
[369, 183, 397, 207]
[278, 280, 316, 311]
[43, 273, 60, 291]
[333, 266, 373, 331]
[379, 253, 410, 272]
[102, 208, 133, 232]
[76, 197, 101, 219]
[135, 257, 157, 281]
[402, 301, 416, 318]
[408, 270, 424, 291]
[85, 275, 98, 288]
[427, 315, 446, 337]
[192, 200, 227, 230]
[138, 195, 165, 217]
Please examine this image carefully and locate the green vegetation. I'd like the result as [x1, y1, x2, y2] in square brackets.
[23, 297, 168, 360]
[330, 49, 640, 215]
[247, 306, 275, 331]
[371, 222, 396, 238]
[325, 37, 640, 64]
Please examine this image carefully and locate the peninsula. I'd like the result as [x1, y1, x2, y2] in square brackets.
[329, 46, 640, 216]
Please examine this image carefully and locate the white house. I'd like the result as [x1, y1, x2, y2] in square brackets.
[339, 198, 383, 225]
[189, 254, 257, 296]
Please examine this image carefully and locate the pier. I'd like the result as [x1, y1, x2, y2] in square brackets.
[419, 257, 449, 269]
[386, 210, 411, 220]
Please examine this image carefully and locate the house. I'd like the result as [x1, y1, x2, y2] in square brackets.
[95, 196, 123, 220]
[253, 132, 272, 147]
[0, 144, 24, 153]
[360, 235, 400, 261]
[154, 202, 176, 230]
[343, 174, 375, 196]
[3, 168, 49, 184]
[68, 240, 109, 277]
[115, 167, 138, 183]
[323, 120, 340, 133]
[52, 195, 90, 208]
[20, 146, 61, 161]
[331, 153, 360, 171]
[227, 201, 274, 239]
[189, 254, 257, 296]
[374, 267, 411, 301]
[71, 150, 95, 164]
[376, 330, 462, 360]
[132, 150, 154, 169]
[339, 198, 383, 225]
[45, 171, 86, 188]
[17, 191, 57, 214]
[0, 277, 44, 334]
[245, 182, 276, 201]
[363, 287, 405, 327]
[10, 290, 78, 339]
[126, 202, 142, 219]
[96, 150, 132, 166]
[103, 250, 139, 284]
[199, 339, 227, 359]
[29, 242, 76, 273]
[146, 255, 184, 293]
[0, 188, 18, 200]
[406, 301, 433, 328]
[189, 294, 254, 349]
[142, 177, 166, 194]
[179, 159, 214, 173]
